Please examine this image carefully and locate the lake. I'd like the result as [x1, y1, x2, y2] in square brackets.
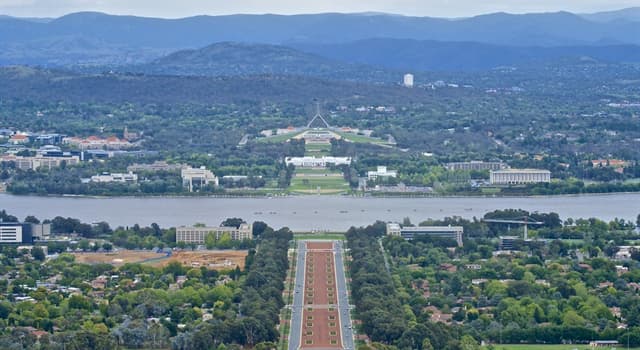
[0, 193, 638, 231]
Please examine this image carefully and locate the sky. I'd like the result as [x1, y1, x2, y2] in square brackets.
[0, 0, 638, 18]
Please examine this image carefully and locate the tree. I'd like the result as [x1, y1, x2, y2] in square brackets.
[221, 218, 245, 229]
[31, 246, 45, 261]
[460, 335, 480, 350]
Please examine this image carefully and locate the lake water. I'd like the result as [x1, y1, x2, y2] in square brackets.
[0, 193, 638, 231]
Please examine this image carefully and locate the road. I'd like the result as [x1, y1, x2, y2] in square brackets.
[289, 240, 307, 350]
[334, 240, 355, 350]
[288, 240, 354, 350]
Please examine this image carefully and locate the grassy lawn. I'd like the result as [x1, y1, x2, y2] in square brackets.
[334, 131, 387, 145]
[289, 169, 350, 194]
[488, 345, 639, 350]
[305, 143, 332, 155]
[293, 233, 346, 240]
[257, 131, 303, 143]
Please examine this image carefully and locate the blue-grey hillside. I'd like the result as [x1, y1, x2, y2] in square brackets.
[0, 10, 639, 67]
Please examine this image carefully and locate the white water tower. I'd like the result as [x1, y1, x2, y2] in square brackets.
[403, 73, 414, 88]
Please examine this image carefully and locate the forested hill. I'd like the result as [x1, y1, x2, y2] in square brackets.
[1, 10, 640, 68]
[139, 42, 394, 81]
[0, 66, 434, 105]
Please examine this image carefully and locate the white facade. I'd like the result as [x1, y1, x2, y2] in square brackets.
[403, 74, 414, 88]
[1, 155, 80, 171]
[285, 156, 351, 168]
[91, 172, 138, 183]
[176, 223, 252, 244]
[490, 169, 551, 185]
[181, 167, 219, 192]
[367, 166, 398, 180]
[0, 225, 22, 243]
[386, 223, 464, 246]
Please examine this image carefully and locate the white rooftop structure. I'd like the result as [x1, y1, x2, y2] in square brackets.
[181, 166, 218, 192]
[90, 172, 138, 183]
[367, 166, 398, 180]
[285, 156, 351, 168]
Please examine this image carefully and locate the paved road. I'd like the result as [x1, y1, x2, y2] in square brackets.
[289, 240, 307, 350]
[334, 240, 355, 350]
[288, 240, 355, 350]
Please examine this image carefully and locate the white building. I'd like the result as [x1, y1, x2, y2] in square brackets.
[403, 73, 414, 88]
[181, 167, 218, 192]
[490, 169, 551, 185]
[285, 156, 351, 168]
[0, 224, 23, 243]
[1, 155, 80, 171]
[176, 223, 253, 244]
[367, 166, 398, 180]
[91, 172, 138, 183]
[445, 161, 507, 171]
[387, 223, 463, 247]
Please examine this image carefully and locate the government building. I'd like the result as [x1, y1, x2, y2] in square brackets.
[489, 169, 551, 185]
[386, 223, 463, 247]
[176, 224, 252, 244]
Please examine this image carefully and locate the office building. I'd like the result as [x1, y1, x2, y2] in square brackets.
[367, 166, 398, 180]
[181, 167, 218, 192]
[445, 161, 507, 171]
[91, 172, 138, 183]
[387, 223, 463, 246]
[176, 223, 253, 244]
[1, 155, 80, 171]
[490, 169, 551, 185]
[0, 222, 49, 244]
[403, 74, 414, 88]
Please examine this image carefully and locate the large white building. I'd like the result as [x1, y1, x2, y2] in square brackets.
[403, 73, 414, 88]
[285, 156, 351, 168]
[490, 169, 551, 185]
[367, 166, 398, 180]
[1, 155, 80, 171]
[445, 161, 507, 171]
[181, 167, 219, 192]
[91, 172, 138, 183]
[387, 223, 463, 246]
[176, 223, 253, 244]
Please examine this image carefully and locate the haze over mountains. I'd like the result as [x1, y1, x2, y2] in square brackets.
[1, 8, 640, 74]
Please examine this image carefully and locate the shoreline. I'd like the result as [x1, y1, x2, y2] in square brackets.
[1, 191, 640, 200]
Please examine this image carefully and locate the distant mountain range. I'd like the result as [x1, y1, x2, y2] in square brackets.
[1, 9, 640, 72]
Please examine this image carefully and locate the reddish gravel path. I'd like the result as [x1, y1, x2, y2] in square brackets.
[300, 242, 342, 349]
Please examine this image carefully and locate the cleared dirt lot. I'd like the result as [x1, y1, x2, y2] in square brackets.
[73, 249, 248, 270]
[150, 250, 247, 270]
[73, 250, 164, 265]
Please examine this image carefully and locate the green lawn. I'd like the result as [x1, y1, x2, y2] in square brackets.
[293, 233, 346, 240]
[289, 169, 350, 194]
[305, 143, 332, 155]
[334, 131, 387, 145]
[257, 131, 303, 143]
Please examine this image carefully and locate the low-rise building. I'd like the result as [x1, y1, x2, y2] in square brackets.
[127, 161, 186, 172]
[285, 156, 351, 168]
[367, 166, 398, 180]
[489, 169, 551, 185]
[181, 167, 218, 192]
[90, 172, 138, 183]
[176, 223, 253, 244]
[386, 223, 463, 246]
[445, 161, 507, 171]
[0, 222, 47, 244]
[1, 155, 80, 171]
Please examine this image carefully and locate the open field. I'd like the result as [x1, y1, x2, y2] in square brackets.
[257, 131, 303, 143]
[73, 249, 248, 270]
[334, 131, 387, 145]
[148, 250, 248, 270]
[290, 169, 349, 194]
[305, 143, 331, 155]
[487, 345, 640, 350]
[73, 250, 165, 265]
[293, 233, 346, 241]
